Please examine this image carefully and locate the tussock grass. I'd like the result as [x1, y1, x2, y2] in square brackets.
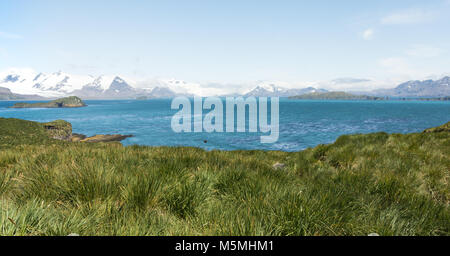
[0, 118, 448, 235]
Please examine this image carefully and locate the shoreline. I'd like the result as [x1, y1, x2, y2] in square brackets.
[0, 117, 448, 236]
[1, 97, 450, 102]
[2, 116, 448, 152]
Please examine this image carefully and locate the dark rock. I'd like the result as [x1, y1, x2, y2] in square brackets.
[42, 120, 72, 141]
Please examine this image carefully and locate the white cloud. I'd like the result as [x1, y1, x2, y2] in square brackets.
[0, 31, 22, 39]
[362, 29, 374, 40]
[405, 45, 445, 58]
[377, 56, 437, 82]
[317, 78, 378, 91]
[379, 57, 415, 77]
[381, 8, 436, 25]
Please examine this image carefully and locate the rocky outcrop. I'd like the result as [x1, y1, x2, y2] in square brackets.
[10, 96, 87, 108]
[77, 134, 133, 143]
[42, 120, 73, 140]
[423, 122, 450, 133]
[41, 120, 132, 143]
[71, 133, 87, 142]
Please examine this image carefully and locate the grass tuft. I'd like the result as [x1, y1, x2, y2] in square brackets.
[0, 117, 448, 235]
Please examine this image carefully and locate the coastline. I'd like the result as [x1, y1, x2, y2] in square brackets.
[1, 98, 449, 152]
[0, 117, 448, 236]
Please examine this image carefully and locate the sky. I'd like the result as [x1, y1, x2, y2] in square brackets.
[1, 0, 449, 90]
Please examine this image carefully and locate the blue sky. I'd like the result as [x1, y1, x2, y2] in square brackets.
[1, 0, 449, 87]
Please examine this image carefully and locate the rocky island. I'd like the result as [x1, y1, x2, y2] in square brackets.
[9, 96, 87, 108]
[41, 119, 133, 143]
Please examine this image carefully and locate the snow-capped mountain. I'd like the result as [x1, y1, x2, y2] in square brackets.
[1, 69, 331, 99]
[0, 69, 144, 99]
[0, 68, 205, 99]
[245, 83, 286, 97]
[70, 76, 114, 99]
[31, 71, 94, 93]
[69, 76, 139, 99]
[4, 68, 445, 99]
[245, 83, 327, 97]
[372, 76, 450, 97]
[0, 68, 97, 98]
[136, 78, 198, 97]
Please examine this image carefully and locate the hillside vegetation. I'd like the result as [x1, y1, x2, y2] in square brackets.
[0, 118, 448, 236]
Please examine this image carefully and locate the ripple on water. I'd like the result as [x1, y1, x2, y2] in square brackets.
[0, 99, 448, 151]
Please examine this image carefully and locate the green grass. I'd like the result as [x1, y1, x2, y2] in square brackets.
[0, 118, 448, 236]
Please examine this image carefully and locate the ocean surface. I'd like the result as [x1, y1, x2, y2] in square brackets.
[0, 99, 449, 151]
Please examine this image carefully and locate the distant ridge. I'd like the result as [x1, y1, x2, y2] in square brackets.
[0, 69, 449, 99]
[244, 84, 327, 97]
[372, 76, 450, 97]
[0, 86, 45, 100]
[10, 96, 87, 108]
[289, 91, 383, 100]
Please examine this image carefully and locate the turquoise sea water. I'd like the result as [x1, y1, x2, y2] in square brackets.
[0, 99, 449, 151]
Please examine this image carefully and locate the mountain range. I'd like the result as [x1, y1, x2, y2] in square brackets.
[0, 87, 45, 100]
[0, 69, 187, 100]
[243, 83, 328, 97]
[0, 69, 449, 100]
[370, 76, 450, 98]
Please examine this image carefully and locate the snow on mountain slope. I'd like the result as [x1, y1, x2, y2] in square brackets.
[0, 68, 94, 97]
[135, 78, 224, 97]
[244, 81, 327, 97]
[31, 71, 94, 93]
[0, 68, 49, 96]
[0, 69, 139, 98]
[83, 75, 116, 90]
[244, 82, 287, 96]
[0, 68, 348, 98]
